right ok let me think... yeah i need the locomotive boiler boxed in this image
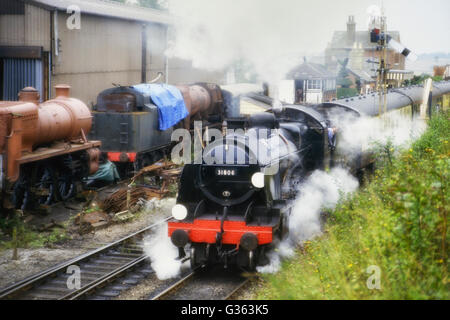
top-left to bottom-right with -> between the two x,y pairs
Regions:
0,85 -> 101,212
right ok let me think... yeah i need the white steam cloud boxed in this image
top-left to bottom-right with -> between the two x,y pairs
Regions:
332,111 -> 427,155
143,224 -> 183,280
258,167 -> 359,274
167,0 -> 330,83
288,167 -> 359,243
258,112 -> 427,274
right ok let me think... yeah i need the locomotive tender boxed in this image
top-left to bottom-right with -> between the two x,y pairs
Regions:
90,83 -> 225,174
168,81 -> 450,270
90,83 -> 266,176
0,85 -> 101,212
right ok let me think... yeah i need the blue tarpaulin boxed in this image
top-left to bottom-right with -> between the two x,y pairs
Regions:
132,84 -> 189,131
88,161 -> 121,183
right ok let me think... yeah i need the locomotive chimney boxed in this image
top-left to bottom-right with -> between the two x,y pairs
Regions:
55,84 -> 71,98
18,87 -> 40,104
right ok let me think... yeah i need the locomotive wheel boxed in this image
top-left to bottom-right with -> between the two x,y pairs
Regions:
12,172 -> 32,210
190,246 -> 199,269
248,250 -> 256,271
34,165 -> 57,206
237,249 -> 257,271
57,172 -> 76,201
190,244 -> 207,269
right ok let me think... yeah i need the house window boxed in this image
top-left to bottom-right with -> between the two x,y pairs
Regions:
307,80 -> 321,90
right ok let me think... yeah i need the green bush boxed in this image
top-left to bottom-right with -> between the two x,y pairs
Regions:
337,88 -> 359,99
0,215 -> 69,251
257,111 -> 449,300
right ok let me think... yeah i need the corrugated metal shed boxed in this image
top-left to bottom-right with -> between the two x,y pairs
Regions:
25,0 -> 172,24
0,4 -> 51,51
2,58 -> 43,100
25,4 -> 51,50
1,0 -> 224,105
0,0 -> 25,14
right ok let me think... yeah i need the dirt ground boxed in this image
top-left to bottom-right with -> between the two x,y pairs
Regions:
0,181 -> 261,299
0,195 -> 176,289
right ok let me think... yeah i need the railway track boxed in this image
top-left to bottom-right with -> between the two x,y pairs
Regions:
0,218 -> 170,300
150,266 -> 251,300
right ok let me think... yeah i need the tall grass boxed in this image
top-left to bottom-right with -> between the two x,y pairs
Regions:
256,111 -> 449,300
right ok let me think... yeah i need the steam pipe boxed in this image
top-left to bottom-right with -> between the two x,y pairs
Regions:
141,24 -> 147,83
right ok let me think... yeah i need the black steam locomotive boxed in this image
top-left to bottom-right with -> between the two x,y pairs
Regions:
168,82 -> 450,270
169,106 -> 332,270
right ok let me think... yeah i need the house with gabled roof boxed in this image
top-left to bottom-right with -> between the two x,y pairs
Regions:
325,16 -> 406,77
285,60 -> 337,104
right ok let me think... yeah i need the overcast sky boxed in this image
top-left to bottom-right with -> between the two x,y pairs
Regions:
169,0 -> 449,55
167,0 -> 449,79
321,0 -> 450,54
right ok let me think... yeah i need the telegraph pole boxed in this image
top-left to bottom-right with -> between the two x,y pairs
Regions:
377,15 -> 388,119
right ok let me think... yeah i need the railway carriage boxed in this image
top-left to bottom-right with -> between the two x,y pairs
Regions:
317,81 -> 450,170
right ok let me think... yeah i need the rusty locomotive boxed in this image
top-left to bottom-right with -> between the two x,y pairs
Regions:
0,85 -> 101,212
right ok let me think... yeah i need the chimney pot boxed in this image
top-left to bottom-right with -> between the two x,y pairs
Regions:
347,15 -> 356,45
55,84 -> 71,98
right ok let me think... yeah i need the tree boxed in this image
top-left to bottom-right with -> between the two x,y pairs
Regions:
404,74 -> 443,86
336,58 -> 352,88
138,0 -> 167,10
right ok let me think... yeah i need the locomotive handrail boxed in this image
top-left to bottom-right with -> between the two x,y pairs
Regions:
244,201 -> 255,224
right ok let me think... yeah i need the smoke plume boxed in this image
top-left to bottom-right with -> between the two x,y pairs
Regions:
331,111 -> 427,155
143,224 -> 184,280
166,0 -> 330,83
258,112 -> 426,274
258,167 -> 359,274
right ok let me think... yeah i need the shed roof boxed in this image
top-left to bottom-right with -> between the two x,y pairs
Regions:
25,0 -> 172,25
288,62 -> 336,80
347,68 -> 375,83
